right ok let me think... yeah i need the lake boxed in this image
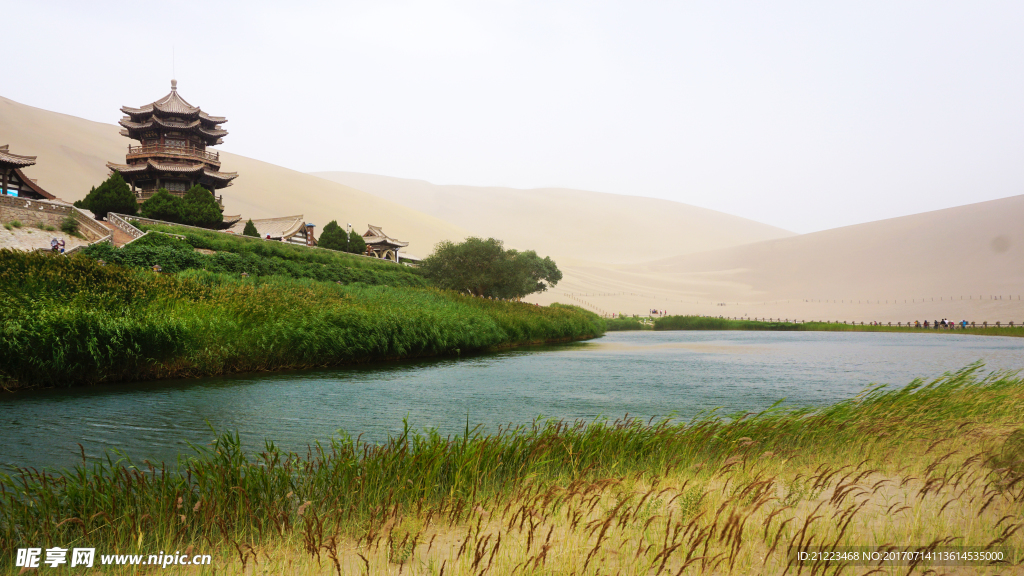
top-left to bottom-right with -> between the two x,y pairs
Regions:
2,330 -> 1022,471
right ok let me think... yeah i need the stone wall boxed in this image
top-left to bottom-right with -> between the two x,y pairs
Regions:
0,195 -> 109,242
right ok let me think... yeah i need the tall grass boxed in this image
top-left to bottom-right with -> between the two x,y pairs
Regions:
1,364 -> 1022,574
0,250 -> 603,389
655,315 -> 1024,337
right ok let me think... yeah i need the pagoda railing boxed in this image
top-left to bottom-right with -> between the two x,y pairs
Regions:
127,144 -> 219,163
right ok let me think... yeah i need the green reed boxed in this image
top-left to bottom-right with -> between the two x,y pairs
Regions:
0,250 -> 603,389
655,315 -> 1024,337
1,364 -> 1021,573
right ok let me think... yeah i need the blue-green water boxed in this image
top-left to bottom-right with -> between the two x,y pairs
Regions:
2,331 -> 1022,471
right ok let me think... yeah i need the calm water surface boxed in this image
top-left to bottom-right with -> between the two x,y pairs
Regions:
2,331 -> 1023,471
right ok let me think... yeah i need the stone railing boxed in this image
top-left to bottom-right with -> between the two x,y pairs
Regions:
71,207 -> 111,243
106,213 -> 147,240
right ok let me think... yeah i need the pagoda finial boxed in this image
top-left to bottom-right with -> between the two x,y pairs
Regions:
171,79 -> 177,91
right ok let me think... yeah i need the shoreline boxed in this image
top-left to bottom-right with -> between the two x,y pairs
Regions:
0,332 -> 602,395
609,315 -> 1024,337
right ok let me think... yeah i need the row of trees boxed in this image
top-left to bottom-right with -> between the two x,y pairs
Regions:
419,237 -> 562,299
74,172 -> 224,228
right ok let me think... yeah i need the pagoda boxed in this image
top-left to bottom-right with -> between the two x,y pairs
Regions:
107,80 -> 237,205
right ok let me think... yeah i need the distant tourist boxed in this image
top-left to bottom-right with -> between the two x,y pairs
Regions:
58,239 -> 65,254
50,238 -> 58,253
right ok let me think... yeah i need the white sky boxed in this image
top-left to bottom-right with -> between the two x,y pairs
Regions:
5,1 -> 1024,233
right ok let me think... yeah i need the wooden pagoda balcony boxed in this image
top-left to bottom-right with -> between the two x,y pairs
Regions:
136,188 -> 224,207
127,144 -> 220,165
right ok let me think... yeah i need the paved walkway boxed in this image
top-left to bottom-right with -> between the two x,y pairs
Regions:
0,225 -> 89,252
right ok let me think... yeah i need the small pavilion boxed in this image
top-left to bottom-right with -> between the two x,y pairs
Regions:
362,224 -> 408,262
0,145 -> 57,200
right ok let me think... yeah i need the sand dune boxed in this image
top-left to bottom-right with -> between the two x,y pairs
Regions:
311,171 -> 795,264
530,195 -> 1024,323
0,96 -> 468,255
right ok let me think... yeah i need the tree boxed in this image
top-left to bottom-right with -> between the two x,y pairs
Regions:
74,172 -> 137,219
346,229 -> 366,255
242,219 -> 259,237
179,185 -> 223,228
419,237 -> 562,298
139,189 -> 183,222
318,220 -> 347,251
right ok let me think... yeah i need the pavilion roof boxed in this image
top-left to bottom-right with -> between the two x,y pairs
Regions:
120,80 -> 227,126
0,145 -> 37,169
362,224 -> 409,248
107,160 -> 238,183
119,116 -> 228,140
226,215 -> 306,239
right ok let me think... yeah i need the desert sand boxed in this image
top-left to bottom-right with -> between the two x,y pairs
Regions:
529,195 -> 1024,323
312,171 -> 795,264
3,94 -> 1022,324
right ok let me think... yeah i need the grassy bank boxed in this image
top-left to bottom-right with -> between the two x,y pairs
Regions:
0,250 -> 603,389
605,316 -> 653,331
1,364 -> 1021,574
84,227 -> 426,287
655,314 -> 1024,337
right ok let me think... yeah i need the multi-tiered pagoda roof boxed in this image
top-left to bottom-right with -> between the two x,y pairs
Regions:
107,80 -> 238,205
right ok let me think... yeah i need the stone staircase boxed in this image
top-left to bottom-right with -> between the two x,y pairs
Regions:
98,221 -> 136,247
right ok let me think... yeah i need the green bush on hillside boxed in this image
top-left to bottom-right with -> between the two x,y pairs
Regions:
420,237 -> 562,298
83,229 -> 427,287
242,219 -> 259,237
140,186 -> 223,228
318,220 -> 367,254
73,172 -> 137,219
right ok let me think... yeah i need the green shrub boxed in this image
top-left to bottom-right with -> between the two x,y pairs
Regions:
9,220 -> 22,228
139,188 -> 183,222
60,216 -> 80,237
242,219 -> 259,237
73,172 -> 137,218
318,220 -> 347,251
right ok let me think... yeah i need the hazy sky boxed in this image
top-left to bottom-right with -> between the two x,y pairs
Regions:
6,1 -> 1023,233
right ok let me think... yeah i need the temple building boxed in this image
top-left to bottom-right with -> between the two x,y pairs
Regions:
107,80 -> 237,206
0,145 -> 57,200
362,224 -> 408,262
